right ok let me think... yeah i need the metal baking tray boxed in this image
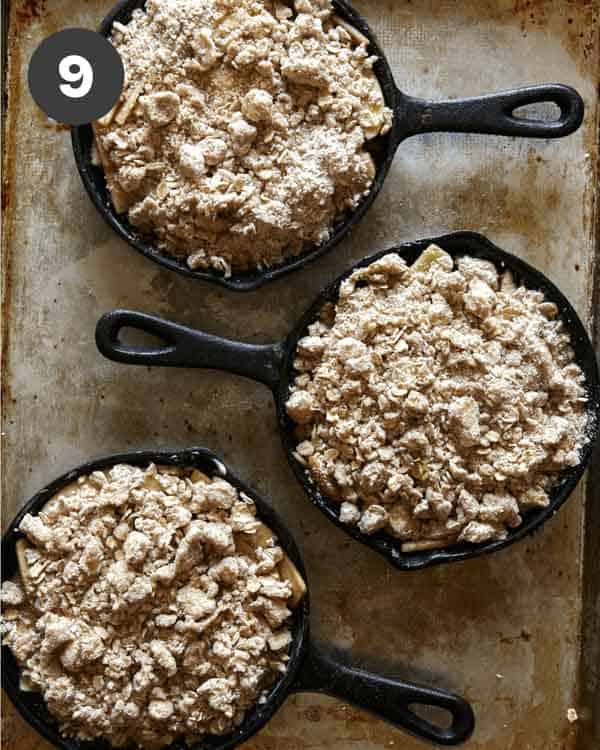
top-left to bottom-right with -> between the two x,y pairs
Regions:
2,1 -> 599,748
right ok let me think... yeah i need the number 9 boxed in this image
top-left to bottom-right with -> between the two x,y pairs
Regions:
59,54 -> 93,99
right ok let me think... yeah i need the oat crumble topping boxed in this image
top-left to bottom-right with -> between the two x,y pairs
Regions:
93,0 -> 392,276
285,246 -> 590,550
1,464 -> 305,748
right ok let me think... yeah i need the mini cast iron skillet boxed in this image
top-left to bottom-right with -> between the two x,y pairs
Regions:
1,448 -> 474,748
72,0 -> 585,291
96,233 -> 600,570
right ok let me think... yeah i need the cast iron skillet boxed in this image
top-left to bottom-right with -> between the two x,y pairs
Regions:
1,448 -> 474,748
95,233 -> 600,570
71,0 -> 585,291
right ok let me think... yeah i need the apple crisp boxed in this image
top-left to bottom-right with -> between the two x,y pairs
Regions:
286,246 -> 590,550
93,0 -> 392,276
1,463 -> 305,748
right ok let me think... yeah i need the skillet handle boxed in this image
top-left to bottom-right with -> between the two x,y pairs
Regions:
400,84 -> 583,140
293,642 -> 474,746
95,309 -> 283,390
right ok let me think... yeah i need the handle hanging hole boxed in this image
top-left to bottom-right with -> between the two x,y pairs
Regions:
117,326 -> 171,351
512,101 -> 561,121
408,703 -> 454,730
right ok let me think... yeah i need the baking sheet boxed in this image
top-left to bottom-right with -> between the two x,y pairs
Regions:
2,1 -> 599,748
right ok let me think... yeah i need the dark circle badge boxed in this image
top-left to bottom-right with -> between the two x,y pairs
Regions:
28,28 -> 124,126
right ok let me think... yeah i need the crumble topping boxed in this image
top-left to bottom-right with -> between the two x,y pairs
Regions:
93,0 -> 392,276
286,245 -> 590,551
1,464 -> 306,748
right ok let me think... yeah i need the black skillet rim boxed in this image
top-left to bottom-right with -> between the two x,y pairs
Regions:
274,230 -> 600,571
1,447 -> 309,750
70,0 -> 399,292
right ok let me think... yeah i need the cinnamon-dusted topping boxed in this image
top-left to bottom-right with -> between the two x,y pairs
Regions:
286,246 -> 590,547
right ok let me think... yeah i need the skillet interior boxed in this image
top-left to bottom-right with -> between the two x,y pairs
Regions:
275,231 -> 600,570
70,0 -> 399,291
1,448 -> 309,750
